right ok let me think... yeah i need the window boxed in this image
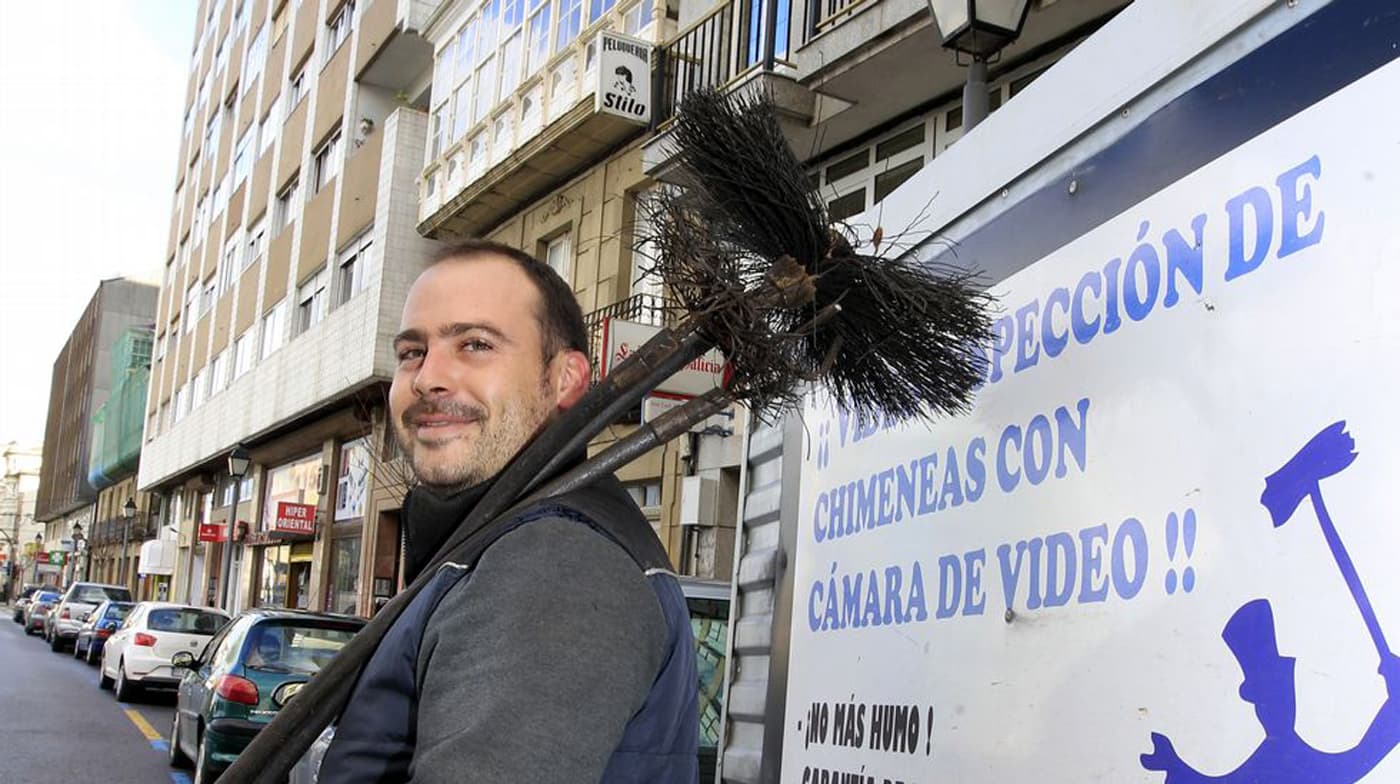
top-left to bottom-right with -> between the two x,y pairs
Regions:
211,349 -> 231,394
220,474 -> 254,506
261,299 -> 287,358
234,331 -> 257,377
623,0 -> 654,34
260,101 -> 280,156
288,67 -> 307,109
588,0 -> 616,24
556,0 -> 582,52
479,0 -> 501,56
313,133 -> 342,193
211,175 -> 228,218
326,1 -> 355,55
545,233 -> 572,283
192,367 -> 210,407
429,108 -> 447,159
274,179 -> 301,234
492,113 -> 513,164
175,385 -> 190,422
184,283 -> 200,334
220,234 -> 240,293
214,34 -> 229,77
192,195 -> 207,239
232,128 -> 254,187
521,85 -> 543,137
452,83 -> 472,141
155,331 -> 167,361
527,0 -> 552,75
473,56 -> 497,125
295,268 -> 330,335
624,480 -> 662,511
244,218 -> 267,269
335,234 -> 372,306
205,106 -> 223,157
243,26 -> 268,93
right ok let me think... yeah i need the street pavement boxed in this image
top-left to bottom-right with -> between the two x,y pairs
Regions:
0,607 -> 189,784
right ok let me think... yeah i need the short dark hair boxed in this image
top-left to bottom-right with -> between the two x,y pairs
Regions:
428,239 -> 589,361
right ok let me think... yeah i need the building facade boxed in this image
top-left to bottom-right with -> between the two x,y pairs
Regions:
1,443 -> 43,599
139,0 -> 442,618
35,278 -> 160,585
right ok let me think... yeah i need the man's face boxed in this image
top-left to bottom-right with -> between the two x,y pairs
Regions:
390,256 -> 570,492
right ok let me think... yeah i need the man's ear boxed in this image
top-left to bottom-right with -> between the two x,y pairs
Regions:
551,350 -> 592,410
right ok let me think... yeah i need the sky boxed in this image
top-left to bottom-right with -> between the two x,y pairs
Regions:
0,1 -> 197,447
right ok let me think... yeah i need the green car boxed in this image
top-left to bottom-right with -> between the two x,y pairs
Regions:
167,608 -> 364,783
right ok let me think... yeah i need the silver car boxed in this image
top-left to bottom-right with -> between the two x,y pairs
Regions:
47,582 -> 133,653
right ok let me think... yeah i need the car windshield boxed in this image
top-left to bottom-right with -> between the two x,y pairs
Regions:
147,608 -> 228,635
105,604 -> 133,622
72,585 -> 133,604
243,623 -> 358,675
36,592 -> 61,604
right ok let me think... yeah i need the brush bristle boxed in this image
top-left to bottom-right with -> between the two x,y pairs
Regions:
642,88 -> 994,422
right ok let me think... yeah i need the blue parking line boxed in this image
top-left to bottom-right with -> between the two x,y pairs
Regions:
151,739 -> 170,751
170,773 -> 192,784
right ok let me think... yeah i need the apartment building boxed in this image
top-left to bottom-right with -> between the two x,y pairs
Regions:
138,0 -> 442,617
415,0 -> 745,580
35,279 -> 159,585
83,326 -> 165,598
1,443 -> 43,599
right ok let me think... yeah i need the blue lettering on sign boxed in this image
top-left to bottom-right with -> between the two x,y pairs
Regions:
981,156 -> 1325,387
812,399 -> 1090,545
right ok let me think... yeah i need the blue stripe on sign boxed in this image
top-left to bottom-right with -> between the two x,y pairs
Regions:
917,0 -> 1400,285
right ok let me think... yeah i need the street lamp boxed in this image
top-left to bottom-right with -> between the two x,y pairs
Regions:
218,445 -> 252,610
71,523 -> 86,583
926,0 -> 1031,131
119,498 -> 137,588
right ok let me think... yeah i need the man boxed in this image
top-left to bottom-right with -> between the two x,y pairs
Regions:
318,240 -> 699,783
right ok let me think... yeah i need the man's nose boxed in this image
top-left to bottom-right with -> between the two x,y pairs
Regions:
412,345 -> 456,397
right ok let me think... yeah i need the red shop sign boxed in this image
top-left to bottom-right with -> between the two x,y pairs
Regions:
198,523 -> 226,543
274,502 -> 317,536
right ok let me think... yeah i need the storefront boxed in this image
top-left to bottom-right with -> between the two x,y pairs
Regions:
327,437 -> 370,616
251,453 -> 321,609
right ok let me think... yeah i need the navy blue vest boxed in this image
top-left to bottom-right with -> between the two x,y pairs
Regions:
318,479 -> 699,783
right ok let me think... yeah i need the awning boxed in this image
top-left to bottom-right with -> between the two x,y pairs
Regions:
138,539 -> 177,576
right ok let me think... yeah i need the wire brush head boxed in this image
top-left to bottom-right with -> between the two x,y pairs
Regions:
644,88 -> 994,422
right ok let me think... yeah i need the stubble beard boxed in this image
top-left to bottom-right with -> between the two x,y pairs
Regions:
397,382 -> 555,495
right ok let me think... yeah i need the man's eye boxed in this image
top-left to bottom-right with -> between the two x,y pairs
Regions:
397,348 -> 424,362
462,340 -> 492,352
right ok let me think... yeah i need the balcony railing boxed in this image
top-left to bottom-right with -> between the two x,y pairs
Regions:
809,0 -> 868,35
651,0 -> 792,128
584,293 -> 674,382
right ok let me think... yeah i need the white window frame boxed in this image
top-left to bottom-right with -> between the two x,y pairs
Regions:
313,133 -> 342,193
295,268 -> 331,335
326,0 -> 355,56
211,349 -> 232,395
234,331 -> 257,378
261,299 -> 287,358
545,232 -> 572,284
232,127 -> 255,187
192,367 -> 210,408
244,218 -> 267,270
288,67 -> 307,109
335,233 -> 373,306
184,283 -> 200,334
220,233 -> 241,294
201,278 -> 217,318
274,179 -> 301,234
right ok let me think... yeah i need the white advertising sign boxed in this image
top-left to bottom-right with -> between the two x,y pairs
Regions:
601,319 -> 726,397
595,31 -> 651,125
782,61 -> 1400,783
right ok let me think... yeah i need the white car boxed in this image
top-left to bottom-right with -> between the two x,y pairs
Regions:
100,602 -> 230,702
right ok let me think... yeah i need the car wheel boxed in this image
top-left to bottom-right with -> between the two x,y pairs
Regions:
86,643 -> 99,666
49,632 -> 66,653
168,713 -> 192,769
73,638 -> 83,659
194,732 -> 221,784
98,653 -> 114,690
114,659 -> 140,702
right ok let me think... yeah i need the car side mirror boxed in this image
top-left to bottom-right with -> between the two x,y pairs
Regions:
272,681 -> 306,708
101,621 -> 118,632
171,651 -> 198,670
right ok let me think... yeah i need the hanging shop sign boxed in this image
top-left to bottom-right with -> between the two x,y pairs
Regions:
595,31 -> 652,125
273,502 -> 317,536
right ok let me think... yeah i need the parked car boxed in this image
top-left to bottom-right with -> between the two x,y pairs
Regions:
23,590 -> 62,635
100,602 -> 230,701
47,581 -> 134,652
11,584 -> 61,623
168,609 -> 364,782
73,600 -> 134,665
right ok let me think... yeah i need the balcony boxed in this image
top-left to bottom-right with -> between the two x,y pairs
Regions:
356,0 -> 436,90
642,0 -> 816,176
418,6 -> 670,239
583,292 -> 673,380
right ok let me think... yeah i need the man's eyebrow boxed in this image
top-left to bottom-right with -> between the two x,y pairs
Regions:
392,328 -> 426,347
439,321 -> 512,344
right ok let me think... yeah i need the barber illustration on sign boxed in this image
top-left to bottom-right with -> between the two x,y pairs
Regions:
1142,422 -> 1400,782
